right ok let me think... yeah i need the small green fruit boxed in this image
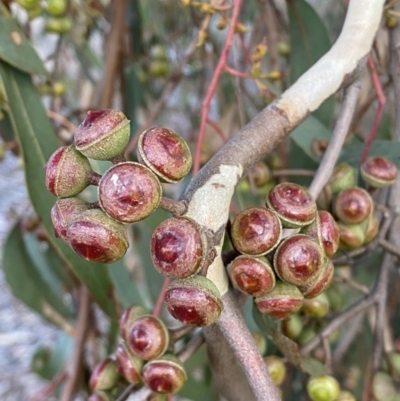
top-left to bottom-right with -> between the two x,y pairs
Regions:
16,0 -> 38,10
264,356 -> 286,386
45,17 -> 72,34
47,0 -> 67,16
307,375 -> 340,401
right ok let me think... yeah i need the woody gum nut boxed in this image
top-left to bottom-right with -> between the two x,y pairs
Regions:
335,187 -> 373,224
255,280 -> 304,319
127,315 -> 169,360
138,127 -> 192,183
119,305 -> 148,341
229,255 -> 276,297
45,146 -> 92,198
266,182 -> 317,227
165,275 -> 223,326
264,356 -> 286,386
299,259 -> 334,299
142,354 -> 187,394
115,343 -> 142,384
307,375 -> 340,401
231,207 -> 282,256
302,211 -> 340,257
51,197 -> 90,242
273,234 -> 325,287
89,358 -> 118,391
75,109 -> 130,160
98,162 -> 161,223
361,156 -> 398,188
66,209 -> 128,263
329,163 -> 356,194
150,217 -> 206,278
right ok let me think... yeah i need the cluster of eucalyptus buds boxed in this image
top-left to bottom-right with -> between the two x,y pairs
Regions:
45,109 -> 224,329
88,305 -> 188,399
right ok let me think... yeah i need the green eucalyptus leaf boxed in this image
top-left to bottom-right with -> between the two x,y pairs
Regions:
3,224 -> 71,324
288,0 -> 333,126
0,61 -> 117,317
290,115 -> 331,161
339,140 -> 400,168
0,15 -> 46,75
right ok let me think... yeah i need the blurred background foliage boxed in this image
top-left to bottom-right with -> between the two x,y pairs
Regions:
0,0 -> 400,400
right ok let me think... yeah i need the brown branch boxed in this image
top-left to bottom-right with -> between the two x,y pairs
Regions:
99,0 -> 127,109
60,286 -> 91,401
158,197 -> 187,216
308,79 -> 360,198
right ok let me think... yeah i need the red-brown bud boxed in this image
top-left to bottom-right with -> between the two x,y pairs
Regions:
266,182 -> 317,227
115,342 -> 142,384
273,234 -> 325,287
229,255 -> 275,297
66,209 -> 128,263
119,305 -> 148,341
335,187 -> 373,224
137,127 -> 192,183
299,259 -> 334,299
45,146 -> 92,198
361,156 -> 398,189
150,217 -> 206,278
89,358 -> 118,392
255,280 -> 303,319
127,315 -> 169,360
98,162 -> 161,223
302,211 -> 340,257
165,275 -> 223,326
51,197 -> 90,242
142,354 -> 187,394
75,109 -> 130,160
231,207 -> 282,256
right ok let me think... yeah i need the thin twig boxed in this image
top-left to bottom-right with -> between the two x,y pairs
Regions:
152,277 -> 170,318
271,169 -> 315,178
332,276 -> 370,295
99,0 -> 127,109
308,80 -> 360,198
170,325 -> 195,342
47,110 -> 76,133
193,0 -> 244,175
159,198 -> 187,216
60,286 -> 91,401
30,370 -> 67,401
378,238 -> 400,259
177,331 -> 205,362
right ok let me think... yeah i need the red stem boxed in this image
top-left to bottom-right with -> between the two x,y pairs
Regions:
193,0 -> 244,175
153,277 -> 171,317
238,33 -> 252,64
224,65 -> 251,79
206,119 -> 228,143
360,54 -> 386,163
29,370 -> 67,401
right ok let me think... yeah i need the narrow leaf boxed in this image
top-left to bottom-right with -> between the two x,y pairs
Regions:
288,0 -> 334,126
0,15 -> 46,75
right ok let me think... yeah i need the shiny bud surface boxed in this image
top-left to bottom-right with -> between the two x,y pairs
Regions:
115,342 -> 142,384
138,127 -> 192,183
299,259 -> 334,299
361,156 -> 398,188
266,182 -> 317,227
67,209 -> 128,263
127,315 -> 169,360
119,305 -> 148,341
150,217 -> 205,278
51,197 -> 90,242
99,162 -> 161,223
229,255 -> 275,297
273,234 -> 325,287
75,109 -> 130,160
45,146 -> 92,198
255,281 -> 303,319
335,187 -> 373,224
142,354 -> 187,394
231,207 -> 282,256
165,275 -> 223,326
